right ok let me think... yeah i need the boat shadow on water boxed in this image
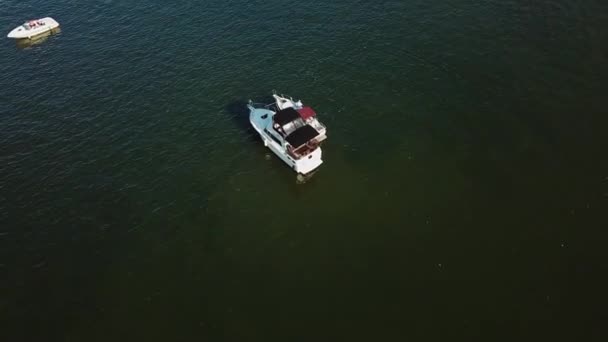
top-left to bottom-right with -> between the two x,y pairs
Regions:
15,27 -> 61,49
296,169 -> 317,184
224,96 -> 274,142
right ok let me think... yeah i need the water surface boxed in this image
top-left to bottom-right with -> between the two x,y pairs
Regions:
1,1 -> 607,340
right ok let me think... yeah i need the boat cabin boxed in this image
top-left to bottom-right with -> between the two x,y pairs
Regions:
272,107 -> 319,135
271,107 -> 321,159
285,125 -> 321,159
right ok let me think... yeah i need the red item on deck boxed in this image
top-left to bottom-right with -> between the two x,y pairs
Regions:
297,106 -> 316,120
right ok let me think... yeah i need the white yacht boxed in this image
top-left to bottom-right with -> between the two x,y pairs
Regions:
7,17 -> 60,39
248,93 -> 328,175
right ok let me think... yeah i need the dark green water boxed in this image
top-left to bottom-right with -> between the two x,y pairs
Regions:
1,1 -> 607,340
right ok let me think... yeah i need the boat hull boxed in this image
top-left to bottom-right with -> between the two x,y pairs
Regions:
7,17 -> 60,39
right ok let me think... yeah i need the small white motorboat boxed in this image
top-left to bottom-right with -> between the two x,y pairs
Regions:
7,17 -> 60,39
248,92 -> 328,176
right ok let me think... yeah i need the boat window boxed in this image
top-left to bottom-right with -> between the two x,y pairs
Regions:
265,129 -> 282,145
270,134 -> 281,145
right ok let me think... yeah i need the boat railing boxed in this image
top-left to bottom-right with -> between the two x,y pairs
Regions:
272,90 -> 295,102
310,119 -> 326,131
248,100 -> 278,110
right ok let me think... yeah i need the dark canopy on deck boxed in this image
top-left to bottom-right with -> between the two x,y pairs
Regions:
285,124 -> 320,148
273,107 -> 301,126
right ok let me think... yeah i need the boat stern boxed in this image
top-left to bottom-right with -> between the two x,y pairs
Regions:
43,17 -> 60,29
294,147 -> 323,175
